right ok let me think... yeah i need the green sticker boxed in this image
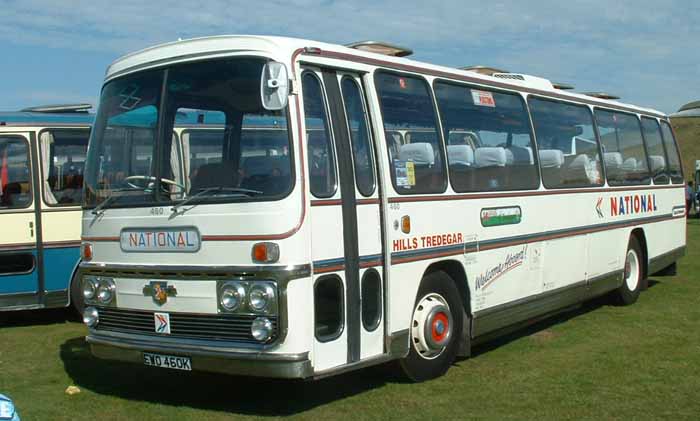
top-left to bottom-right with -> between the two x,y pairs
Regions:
481,207 -> 522,227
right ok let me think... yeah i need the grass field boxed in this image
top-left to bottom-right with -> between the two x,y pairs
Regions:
2,222 -> 699,420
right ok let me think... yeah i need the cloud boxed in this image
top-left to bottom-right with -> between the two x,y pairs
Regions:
0,0 -> 698,112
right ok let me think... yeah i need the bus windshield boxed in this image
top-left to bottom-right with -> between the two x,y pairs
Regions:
84,57 -> 293,209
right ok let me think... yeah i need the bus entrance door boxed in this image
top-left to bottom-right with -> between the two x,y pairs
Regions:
306,68 -> 386,372
0,133 -> 41,308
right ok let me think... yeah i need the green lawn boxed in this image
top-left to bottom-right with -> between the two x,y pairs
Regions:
2,222 -> 699,420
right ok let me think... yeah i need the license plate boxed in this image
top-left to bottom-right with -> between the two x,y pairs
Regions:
143,352 -> 192,371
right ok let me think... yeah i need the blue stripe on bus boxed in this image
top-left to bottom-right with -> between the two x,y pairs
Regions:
43,246 -> 80,292
0,249 -> 38,295
313,253 -> 384,272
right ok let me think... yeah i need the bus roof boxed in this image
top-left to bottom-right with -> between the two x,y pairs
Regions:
105,35 -> 666,118
0,111 -> 94,126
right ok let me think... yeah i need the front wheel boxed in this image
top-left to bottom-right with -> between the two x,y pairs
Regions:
399,271 -> 463,382
70,277 -> 85,316
614,236 -> 644,305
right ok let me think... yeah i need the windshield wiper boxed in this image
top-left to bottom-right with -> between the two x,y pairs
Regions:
171,187 -> 263,213
91,187 -> 151,216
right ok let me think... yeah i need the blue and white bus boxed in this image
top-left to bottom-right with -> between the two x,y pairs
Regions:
0,105 -> 92,312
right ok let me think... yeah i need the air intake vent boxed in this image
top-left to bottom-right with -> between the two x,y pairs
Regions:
492,73 -> 526,81
491,73 -> 555,90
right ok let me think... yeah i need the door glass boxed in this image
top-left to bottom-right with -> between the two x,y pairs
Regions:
303,72 -> 337,198
340,77 -> 376,197
0,136 -> 32,209
40,129 -> 90,206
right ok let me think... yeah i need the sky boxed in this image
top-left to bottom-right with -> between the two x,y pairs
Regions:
0,0 -> 698,114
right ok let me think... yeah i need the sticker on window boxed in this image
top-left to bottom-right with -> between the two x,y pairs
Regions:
395,160 -> 416,188
471,90 -> 496,108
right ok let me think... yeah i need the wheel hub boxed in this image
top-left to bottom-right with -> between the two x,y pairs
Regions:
411,293 -> 453,360
624,249 -> 640,291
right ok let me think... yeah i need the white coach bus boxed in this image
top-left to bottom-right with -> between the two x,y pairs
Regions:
78,36 -> 686,381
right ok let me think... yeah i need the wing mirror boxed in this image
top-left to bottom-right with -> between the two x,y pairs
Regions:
260,61 -> 289,110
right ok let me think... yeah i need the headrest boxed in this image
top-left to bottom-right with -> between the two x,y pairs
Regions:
604,152 -> 623,168
538,149 -> 565,168
475,147 -> 507,168
567,154 -> 590,169
399,142 -> 434,165
648,155 -> 666,173
447,145 -> 474,166
507,145 -> 534,164
622,157 -> 638,172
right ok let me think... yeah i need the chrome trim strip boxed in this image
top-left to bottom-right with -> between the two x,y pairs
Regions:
86,331 -> 307,360
78,262 -> 311,278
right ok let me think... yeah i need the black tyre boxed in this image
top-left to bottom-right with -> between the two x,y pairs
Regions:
70,276 -> 85,316
614,236 -> 644,305
399,270 -> 463,382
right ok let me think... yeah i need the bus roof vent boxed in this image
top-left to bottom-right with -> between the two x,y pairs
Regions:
345,41 -> 413,57
582,92 -> 620,100
20,103 -> 93,113
552,82 -> 575,90
460,65 -> 509,76
492,73 -> 556,90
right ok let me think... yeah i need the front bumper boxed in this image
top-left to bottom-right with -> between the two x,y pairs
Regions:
86,332 -> 313,379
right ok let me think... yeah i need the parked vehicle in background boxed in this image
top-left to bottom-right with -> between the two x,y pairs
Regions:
78,36 -> 686,382
694,161 -> 700,216
0,104 -> 92,313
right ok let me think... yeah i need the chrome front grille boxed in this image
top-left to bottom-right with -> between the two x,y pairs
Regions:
95,307 -> 278,344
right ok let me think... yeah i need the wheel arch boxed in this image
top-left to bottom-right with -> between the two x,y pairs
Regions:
424,259 -> 471,316
424,259 -> 472,357
630,227 -> 649,279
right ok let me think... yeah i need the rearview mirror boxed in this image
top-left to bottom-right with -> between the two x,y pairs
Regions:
261,61 -> 289,110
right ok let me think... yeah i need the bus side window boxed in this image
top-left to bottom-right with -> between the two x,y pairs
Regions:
640,117 -> 670,184
375,72 -> 446,194
595,110 -> 650,186
39,129 -> 90,206
340,77 -> 376,197
302,72 -> 338,198
659,121 -> 684,184
0,136 -> 32,209
433,81 -> 538,192
528,98 -> 603,188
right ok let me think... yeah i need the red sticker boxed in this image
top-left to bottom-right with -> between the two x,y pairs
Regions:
471,90 -> 496,107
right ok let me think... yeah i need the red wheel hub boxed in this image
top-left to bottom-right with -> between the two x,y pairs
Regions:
431,312 -> 449,343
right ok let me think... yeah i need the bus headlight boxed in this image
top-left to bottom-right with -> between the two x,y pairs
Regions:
251,317 -> 273,342
82,277 -> 98,301
220,282 -> 246,312
249,283 -> 275,312
83,307 -> 99,327
96,278 -> 116,304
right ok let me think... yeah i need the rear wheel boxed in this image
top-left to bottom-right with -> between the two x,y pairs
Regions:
399,271 -> 463,382
614,236 -> 644,305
